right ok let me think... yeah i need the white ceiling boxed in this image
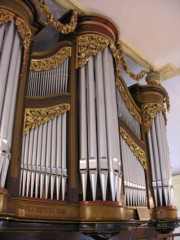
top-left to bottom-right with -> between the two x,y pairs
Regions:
45,0 -> 180,175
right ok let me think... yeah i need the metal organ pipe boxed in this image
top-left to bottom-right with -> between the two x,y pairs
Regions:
0,21 -> 15,117
79,66 -> 88,202
0,21 -> 22,188
20,58 -> 70,200
95,51 -> 108,201
86,57 -> 98,201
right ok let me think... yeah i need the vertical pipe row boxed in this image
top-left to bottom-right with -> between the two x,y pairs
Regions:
121,136 -> 147,206
27,59 -> 69,97
147,112 -> 172,206
0,22 -> 22,188
117,90 -> 141,138
79,47 -> 121,201
20,57 -> 69,200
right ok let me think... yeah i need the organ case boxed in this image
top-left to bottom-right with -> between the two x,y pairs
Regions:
0,0 -> 179,237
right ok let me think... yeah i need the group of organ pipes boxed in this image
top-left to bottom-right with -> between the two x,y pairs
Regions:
0,0 -> 178,229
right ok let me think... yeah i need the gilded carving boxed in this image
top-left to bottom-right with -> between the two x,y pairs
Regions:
39,0 -> 78,34
142,103 -> 165,132
24,103 -> 70,134
15,17 -> 32,72
120,127 -> 146,169
76,34 -> 109,68
116,76 -> 141,124
116,40 -> 149,81
0,8 -> 14,24
30,47 -> 71,71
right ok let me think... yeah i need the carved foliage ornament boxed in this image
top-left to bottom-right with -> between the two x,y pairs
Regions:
142,103 -> 165,132
30,47 -> 72,71
0,9 -> 32,72
39,0 -> 78,34
76,34 -> 109,68
120,127 -> 147,169
116,41 -> 149,81
116,76 -> 141,124
24,103 -> 70,134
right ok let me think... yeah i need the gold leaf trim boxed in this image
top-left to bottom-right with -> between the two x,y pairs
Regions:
120,127 -> 146,169
109,42 -> 141,124
0,8 -> 14,24
142,103 -> 165,132
117,40 -> 149,81
15,17 -> 32,72
24,103 -> 70,134
39,0 -> 78,34
30,47 -> 71,71
116,76 -> 141,124
76,34 -> 109,68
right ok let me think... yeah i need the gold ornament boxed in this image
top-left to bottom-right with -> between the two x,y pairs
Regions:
120,127 -> 146,169
76,34 -> 109,68
117,41 -> 149,80
0,8 -> 14,24
39,0 -> 77,34
142,103 -> 165,132
116,76 -> 141,124
30,47 -> 71,71
24,103 -> 70,134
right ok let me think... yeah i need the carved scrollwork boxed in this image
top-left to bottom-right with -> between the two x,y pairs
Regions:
120,127 -> 147,169
142,103 -> 165,132
24,103 -> 70,134
116,76 -> 141,124
30,47 -> 72,71
76,34 -> 110,68
0,8 -> 14,24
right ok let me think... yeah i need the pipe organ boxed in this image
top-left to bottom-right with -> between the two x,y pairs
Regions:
0,1 -> 179,239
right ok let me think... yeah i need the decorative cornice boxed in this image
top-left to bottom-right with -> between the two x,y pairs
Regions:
120,127 -> 146,169
76,34 -> 109,68
23,103 -> 70,134
142,103 -> 165,132
30,47 -> 71,71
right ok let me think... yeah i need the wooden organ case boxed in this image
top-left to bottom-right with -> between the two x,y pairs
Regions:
0,1 -> 179,239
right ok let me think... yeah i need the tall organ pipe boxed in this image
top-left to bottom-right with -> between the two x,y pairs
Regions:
95,51 -> 108,201
79,66 -> 88,201
86,57 -> 98,201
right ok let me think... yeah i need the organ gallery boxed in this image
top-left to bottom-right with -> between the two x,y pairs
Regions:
0,0 -> 179,239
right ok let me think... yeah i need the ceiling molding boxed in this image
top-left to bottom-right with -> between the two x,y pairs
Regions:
55,0 -> 180,81
55,0 -> 86,13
